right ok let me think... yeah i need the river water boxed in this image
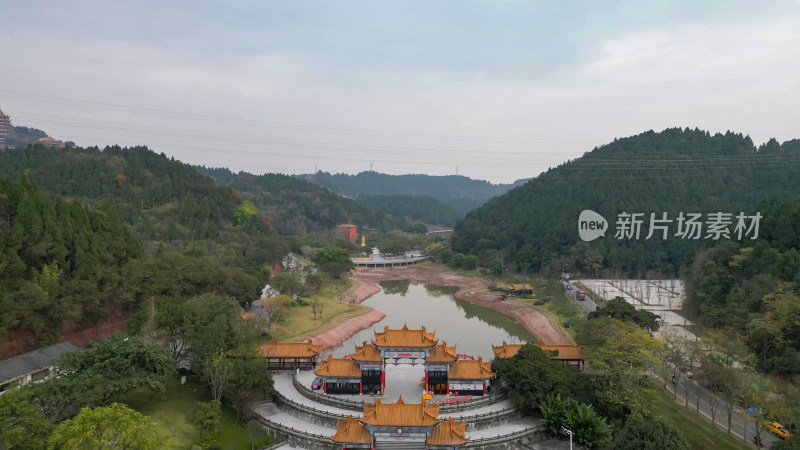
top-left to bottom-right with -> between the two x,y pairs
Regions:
331,280 -> 533,360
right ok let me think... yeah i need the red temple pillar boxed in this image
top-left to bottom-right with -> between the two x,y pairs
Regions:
359,382 -> 363,395
424,371 -> 429,391
483,382 -> 486,395
323,382 -> 327,394
380,370 -> 385,393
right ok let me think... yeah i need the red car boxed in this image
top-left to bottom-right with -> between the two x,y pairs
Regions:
311,376 -> 323,390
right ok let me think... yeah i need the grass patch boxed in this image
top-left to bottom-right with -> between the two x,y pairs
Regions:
122,376 -> 275,449
522,280 -> 585,341
646,380 -> 751,450
272,279 -> 370,342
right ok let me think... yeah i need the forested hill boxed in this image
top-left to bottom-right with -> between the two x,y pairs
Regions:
451,128 -> 800,275
195,167 -> 395,235
356,194 -> 459,227
0,177 -> 141,343
298,171 -> 528,217
0,145 -> 289,343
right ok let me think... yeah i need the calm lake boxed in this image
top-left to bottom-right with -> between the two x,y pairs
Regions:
331,280 -> 533,360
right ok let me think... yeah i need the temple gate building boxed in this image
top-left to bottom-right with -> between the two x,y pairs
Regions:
315,325 -> 496,397
330,397 -> 468,449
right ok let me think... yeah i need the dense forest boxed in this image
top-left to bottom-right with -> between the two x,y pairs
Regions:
0,145 -> 291,348
195,167 -> 394,235
0,177 -> 140,342
451,128 -> 800,275
684,196 -> 800,375
298,170 -> 527,216
356,193 -> 459,226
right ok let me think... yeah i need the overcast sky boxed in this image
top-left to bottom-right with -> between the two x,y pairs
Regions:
1,1 -> 799,184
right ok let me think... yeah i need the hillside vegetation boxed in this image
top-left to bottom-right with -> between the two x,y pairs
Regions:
196,167 -> 394,235
452,128 -> 800,275
0,144 -> 291,348
299,170 -> 527,216
356,193 -> 459,226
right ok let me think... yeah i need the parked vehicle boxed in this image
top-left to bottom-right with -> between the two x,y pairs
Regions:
764,422 -> 791,439
566,285 -> 573,290
576,290 -> 586,300
311,376 -> 323,390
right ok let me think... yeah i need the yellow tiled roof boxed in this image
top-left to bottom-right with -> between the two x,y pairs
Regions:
256,339 -> 323,358
448,357 -> 495,380
315,355 -> 362,378
537,339 -> 585,361
331,416 -> 372,444
351,341 -> 383,362
492,340 -> 585,361
361,397 -> 440,427
491,341 -> 524,358
427,417 -> 468,446
372,324 -> 437,348
427,341 -> 458,363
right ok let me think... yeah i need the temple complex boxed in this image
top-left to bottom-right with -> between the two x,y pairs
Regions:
492,339 -> 586,370
330,397 -> 468,449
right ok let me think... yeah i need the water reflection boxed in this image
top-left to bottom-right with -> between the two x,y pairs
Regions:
332,281 -> 531,360
380,279 -> 410,296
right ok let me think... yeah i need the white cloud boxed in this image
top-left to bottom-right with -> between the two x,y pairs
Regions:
587,14 -> 800,92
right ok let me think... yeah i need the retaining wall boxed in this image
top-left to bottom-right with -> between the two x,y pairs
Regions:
276,389 -> 524,431
255,415 -> 339,450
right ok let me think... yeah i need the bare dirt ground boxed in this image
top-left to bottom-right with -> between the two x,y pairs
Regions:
311,265 -> 572,349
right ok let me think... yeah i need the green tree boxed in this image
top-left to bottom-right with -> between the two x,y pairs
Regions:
225,358 -> 274,421
269,271 -> 305,300
424,242 -> 446,261
48,403 -> 166,449
191,400 -> 221,448
233,200 -> 258,225
612,413 -> 689,450
462,255 -> 478,270
491,344 -> 594,412
54,335 -> 173,406
203,353 -> 234,403
588,297 -> 660,332
584,318 -> 663,415
0,388 -> 52,449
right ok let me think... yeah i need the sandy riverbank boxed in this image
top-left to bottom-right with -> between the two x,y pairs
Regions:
310,265 -> 572,350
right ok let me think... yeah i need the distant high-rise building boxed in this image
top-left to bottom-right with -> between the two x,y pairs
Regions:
0,107 -> 11,148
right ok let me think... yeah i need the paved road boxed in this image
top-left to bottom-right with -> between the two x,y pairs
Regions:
563,281 -> 779,447
561,281 -> 598,313
662,368 -> 780,448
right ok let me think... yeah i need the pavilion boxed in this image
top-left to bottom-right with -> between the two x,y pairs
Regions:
492,339 -> 586,370
255,339 -> 323,370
